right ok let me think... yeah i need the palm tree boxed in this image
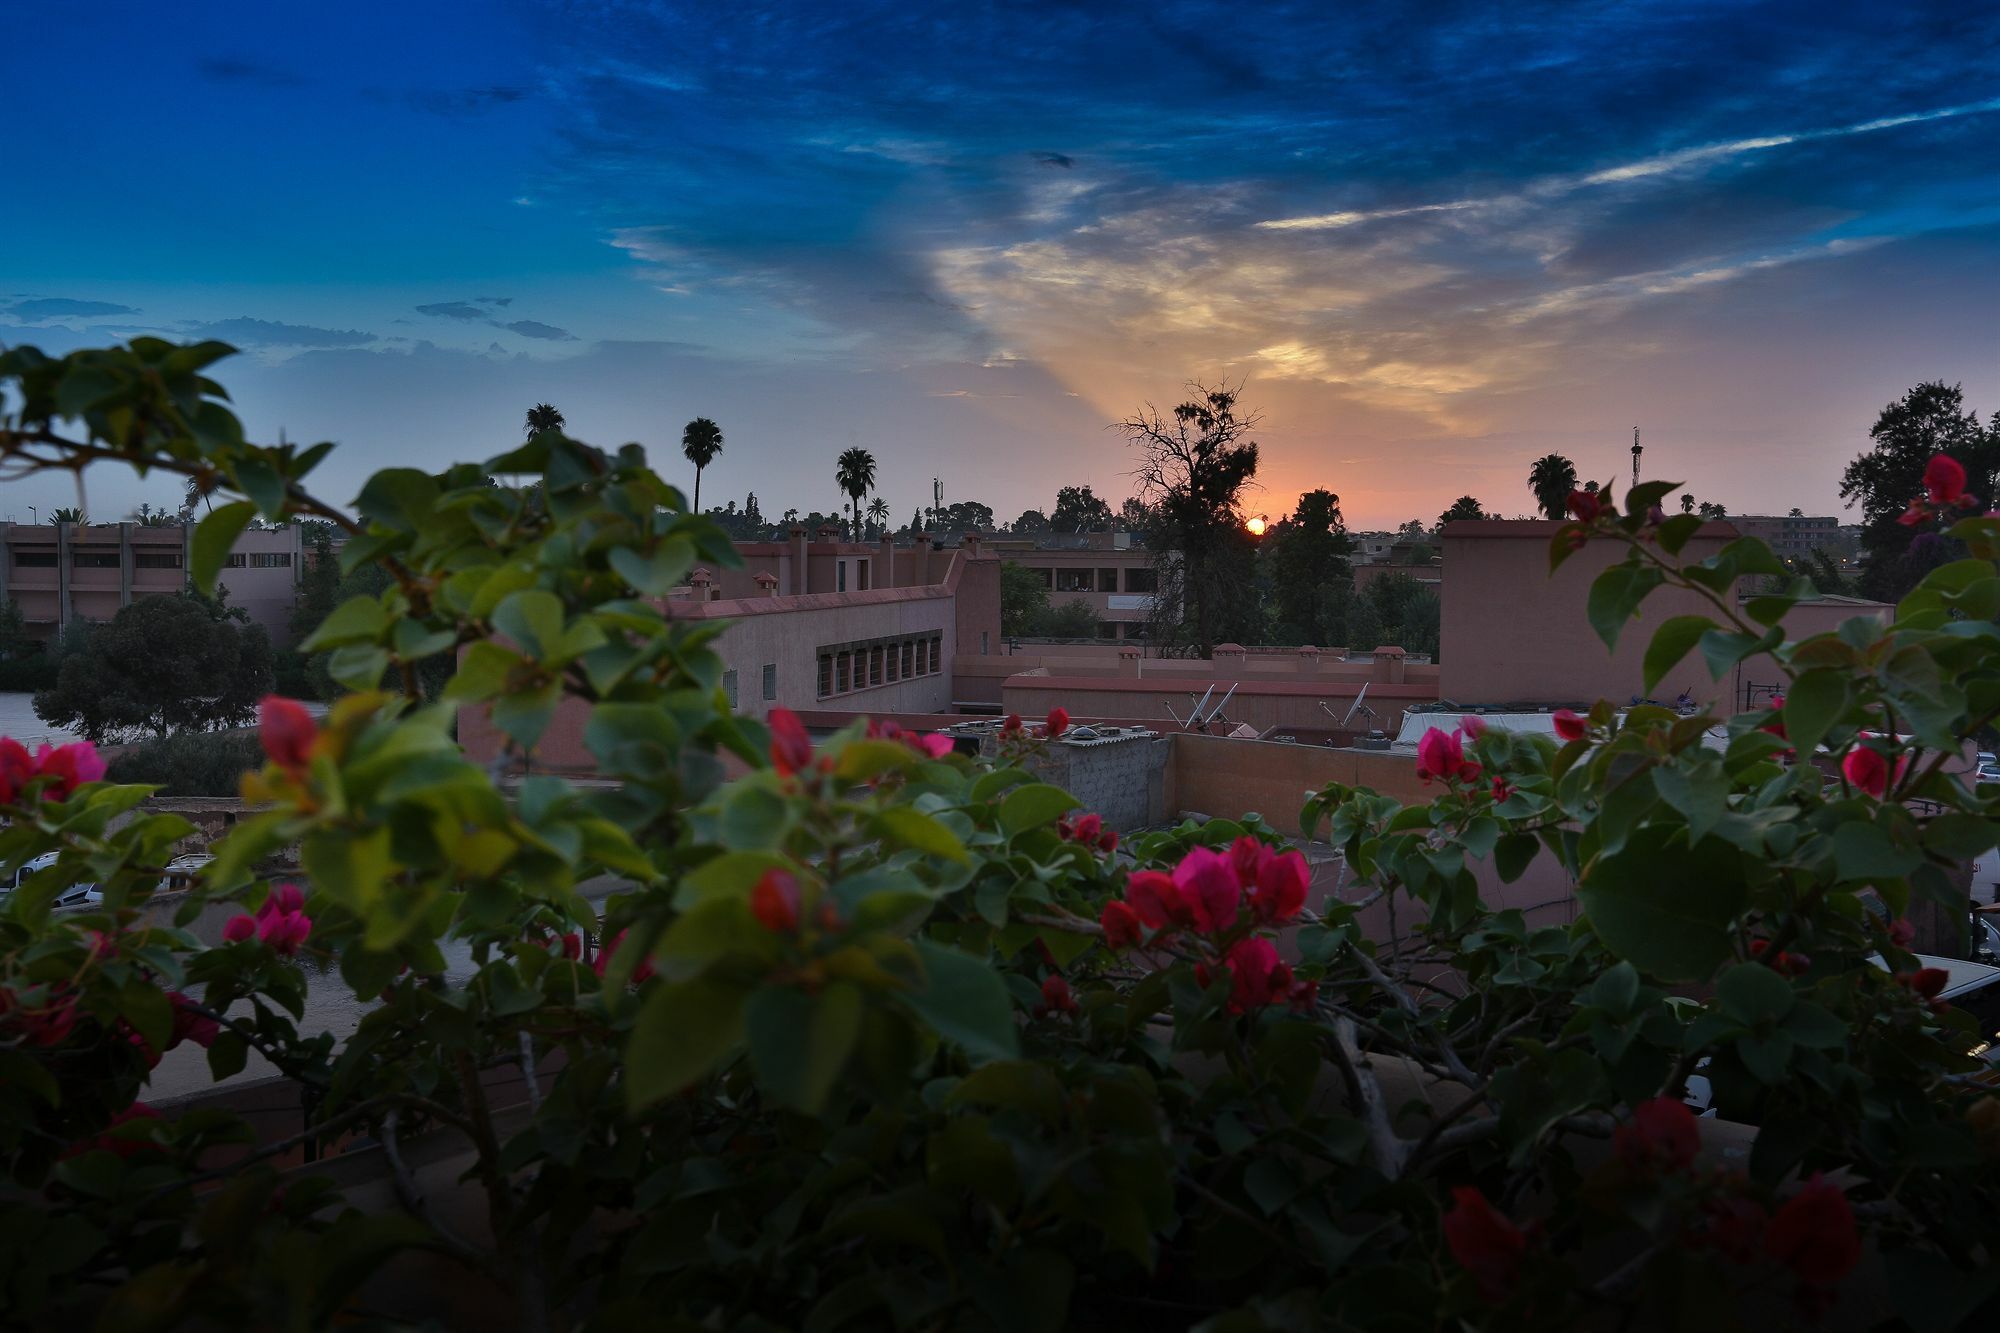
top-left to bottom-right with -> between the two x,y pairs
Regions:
524,403 -> 565,438
834,448 -> 877,543
866,497 -> 890,537
48,507 -> 83,525
681,418 -> 724,516
1527,453 -> 1578,520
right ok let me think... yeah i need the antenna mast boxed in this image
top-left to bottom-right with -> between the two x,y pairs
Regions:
1631,427 -> 1642,492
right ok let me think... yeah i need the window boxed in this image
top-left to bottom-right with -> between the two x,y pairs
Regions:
1097,623 -> 1118,639
836,653 -> 850,693
1055,568 -> 1093,592
886,646 -> 898,682
134,552 -> 183,569
1099,568 -> 1119,591
763,663 -> 778,700
818,655 -> 833,697
73,551 -> 121,568
981,631 -> 990,654
857,560 -> 870,591
723,670 -> 739,707
223,553 -> 248,568
12,551 -> 56,568
249,552 -> 292,569
930,637 -> 941,674
837,562 -> 847,592
1123,567 -> 1157,593
869,648 -> 882,687
902,642 -> 915,677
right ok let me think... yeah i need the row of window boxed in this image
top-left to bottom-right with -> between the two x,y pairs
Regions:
817,635 -> 942,698
1024,565 -> 1157,594
9,550 -> 288,570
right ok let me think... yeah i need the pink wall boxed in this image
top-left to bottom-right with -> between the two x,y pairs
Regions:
1440,520 -> 1737,707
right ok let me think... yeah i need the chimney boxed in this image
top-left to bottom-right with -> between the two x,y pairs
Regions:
1296,644 -> 1320,674
1370,644 -> 1407,684
689,567 -> 715,601
754,571 -> 779,598
879,533 -> 898,588
1117,643 -> 1143,678
789,524 -> 808,595
963,529 -> 982,557
1212,643 -> 1247,678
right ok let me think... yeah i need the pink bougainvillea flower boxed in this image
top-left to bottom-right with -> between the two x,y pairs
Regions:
1842,745 -> 1891,798
1552,709 -> 1588,743
1065,813 -> 1104,845
32,741 -> 106,800
1765,1174 -> 1861,1289
1458,714 -> 1487,741
1898,966 -> 1950,1000
1125,870 -> 1192,930
1565,490 -> 1605,524
167,992 -> 220,1050
750,869 -> 801,933
1249,848 -> 1309,925
1218,936 -> 1292,1013
1416,727 -> 1482,784
591,929 -> 657,984
912,732 -> 954,760
1228,835 -> 1269,885
1490,776 -> 1515,804
1925,453 -> 1969,507
1444,1187 -> 1528,1303
0,737 -> 36,805
1172,846 -> 1242,932
12,991 -> 79,1047
258,695 -> 318,772
1100,900 -> 1143,950
222,914 -> 257,943
1614,1097 -> 1701,1173
558,932 -> 584,961
1037,973 -> 1079,1017
1886,917 -> 1916,948
767,708 -> 813,777
1044,707 -> 1070,739
267,883 -> 305,916
1098,829 -> 1119,854
63,1102 -> 165,1161
257,907 -> 313,957
1000,713 -> 1022,735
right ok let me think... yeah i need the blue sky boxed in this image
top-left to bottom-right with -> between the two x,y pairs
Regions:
5,0 -> 1999,529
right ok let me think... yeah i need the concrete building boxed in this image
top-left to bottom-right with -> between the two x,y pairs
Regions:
984,531 -> 1161,640
1728,513 -> 1850,563
0,521 -> 304,646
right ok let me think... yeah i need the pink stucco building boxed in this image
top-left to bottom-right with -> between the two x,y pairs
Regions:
0,521 -> 304,646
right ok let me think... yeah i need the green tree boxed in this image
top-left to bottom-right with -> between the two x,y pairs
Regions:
1396,518 -> 1428,540
1011,508 -> 1049,535
1117,380 -> 1261,656
1841,381 -> 1995,601
1051,485 -> 1114,533
681,417 -> 723,517
999,561 -> 1049,636
1697,500 -> 1729,519
1264,489 -> 1352,643
835,447 -> 876,543
1437,495 -> 1487,528
1043,597 -> 1099,638
523,403 -> 564,437
33,591 -> 273,741
1528,453 -> 1578,520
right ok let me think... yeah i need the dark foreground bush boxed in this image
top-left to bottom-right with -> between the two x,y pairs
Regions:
103,729 -> 264,796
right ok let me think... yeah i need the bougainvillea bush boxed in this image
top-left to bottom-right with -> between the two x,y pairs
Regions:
4,340 -> 2000,1331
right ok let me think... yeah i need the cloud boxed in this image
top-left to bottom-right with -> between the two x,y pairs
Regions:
475,296 -> 512,306
492,319 -> 574,341
404,85 -> 529,116
185,317 -> 377,348
4,297 -> 139,320
1033,152 -> 1074,169
415,301 -> 488,321
194,56 -> 303,88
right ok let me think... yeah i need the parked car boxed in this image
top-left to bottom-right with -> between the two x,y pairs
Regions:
1,852 -> 101,910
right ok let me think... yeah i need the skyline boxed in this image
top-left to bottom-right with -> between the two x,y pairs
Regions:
5,1 -> 2000,530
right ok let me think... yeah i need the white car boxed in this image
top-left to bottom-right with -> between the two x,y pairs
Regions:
1,853 -> 101,909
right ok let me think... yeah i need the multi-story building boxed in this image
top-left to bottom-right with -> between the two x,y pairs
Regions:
983,531 -> 1162,639
0,521 -> 304,646
1728,513 -> 1845,563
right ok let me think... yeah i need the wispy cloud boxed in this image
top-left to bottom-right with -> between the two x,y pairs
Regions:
186,317 -> 376,348
5,297 -> 139,320
493,319 -> 574,341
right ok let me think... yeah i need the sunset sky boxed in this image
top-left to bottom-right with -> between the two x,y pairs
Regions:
6,1 -> 2000,530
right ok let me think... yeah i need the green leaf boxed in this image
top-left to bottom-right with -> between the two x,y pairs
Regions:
997,784 -> 1079,837
1830,821 -> 1919,881
873,806 -> 969,863
492,589 -> 566,659
190,501 -> 255,595
1642,615 -> 1714,693
300,594 -> 388,652
1716,963 -> 1795,1025
903,939 -> 1018,1062
1587,562 -> 1665,652
608,538 -> 697,596
1494,832 -> 1539,883
1780,670 -> 1849,759
1577,826 -> 1746,982
354,468 -> 441,531
1699,627 -> 1775,680
745,982 -> 863,1113
626,976 -> 750,1110
1655,513 -> 1704,555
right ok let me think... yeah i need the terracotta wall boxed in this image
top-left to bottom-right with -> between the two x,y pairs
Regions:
1001,675 -> 1439,734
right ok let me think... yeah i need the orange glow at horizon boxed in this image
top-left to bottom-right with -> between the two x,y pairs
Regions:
1245,516 -> 1267,536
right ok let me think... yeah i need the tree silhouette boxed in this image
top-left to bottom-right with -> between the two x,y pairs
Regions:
835,448 -> 877,543
866,497 -> 890,536
523,403 -> 565,438
681,417 -> 724,517
1527,454 -> 1577,520
1438,495 -> 1488,528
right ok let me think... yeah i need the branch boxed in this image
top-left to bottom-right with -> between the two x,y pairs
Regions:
1329,1017 -> 1406,1176
383,1109 -> 490,1269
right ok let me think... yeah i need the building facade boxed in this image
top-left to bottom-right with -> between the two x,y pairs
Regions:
1728,513 -> 1848,562
984,531 -> 1162,639
0,521 -> 303,646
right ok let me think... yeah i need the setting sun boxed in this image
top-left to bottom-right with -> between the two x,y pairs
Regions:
1246,516 -> 1267,536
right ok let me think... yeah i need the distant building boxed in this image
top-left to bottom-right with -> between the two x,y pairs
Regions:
984,531 -> 1164,640
1728,513 -> 1848,563
0,521 -> 303,646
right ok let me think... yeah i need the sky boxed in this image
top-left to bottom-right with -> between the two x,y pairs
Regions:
4,0 -> 1999,531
